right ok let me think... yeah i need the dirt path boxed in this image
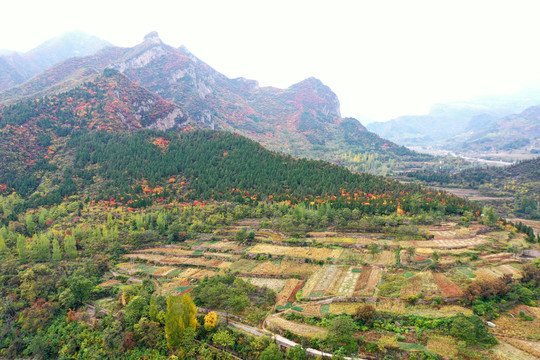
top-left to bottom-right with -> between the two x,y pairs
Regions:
110,270 -> 142,284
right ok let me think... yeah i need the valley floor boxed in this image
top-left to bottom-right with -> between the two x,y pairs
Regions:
106,217 -> 540,359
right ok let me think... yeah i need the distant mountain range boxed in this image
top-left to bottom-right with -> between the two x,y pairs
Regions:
0,31 -> 111,92
449,105 -> 540,152
367,87 -> 540,153
0,31 -> 420,165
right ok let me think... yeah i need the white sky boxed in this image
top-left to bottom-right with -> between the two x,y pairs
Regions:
2,0 -> 540,123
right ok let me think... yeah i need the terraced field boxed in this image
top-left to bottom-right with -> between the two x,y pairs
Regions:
276,279 -> 304,306
267,315 -> 328,338
109,219 -> 540,358
248,243 -> 344,261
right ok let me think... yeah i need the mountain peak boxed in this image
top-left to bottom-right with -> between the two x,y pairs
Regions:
28,31 -> 112,55
143,31 -> 161,43
289,77 -> 341,117
295,76 -> 324,86
0,31 -> 111,92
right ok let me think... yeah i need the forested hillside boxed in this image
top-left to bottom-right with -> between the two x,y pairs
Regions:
0,67 -> 472,219
406,157 -> 540,218
0,69 -> 192,197
0,34 -> 431,171
1,126 -> 475,219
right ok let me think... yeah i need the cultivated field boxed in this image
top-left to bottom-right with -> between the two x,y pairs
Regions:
248,243 -> 344,261
266,315 -> 328,338
112,219 -> 537,359
241,277 -> 288,293
432,273 -> 463,297
276,278 -> 304,306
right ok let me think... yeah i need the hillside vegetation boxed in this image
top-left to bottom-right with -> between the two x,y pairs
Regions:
0,34 -> 431,172
0,32 -> 538,360
405,157 -> 540,219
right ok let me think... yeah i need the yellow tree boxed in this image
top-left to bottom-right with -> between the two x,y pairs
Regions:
204,311 -> 217,331
165,296 -> 183,350
165,294 -> 198,350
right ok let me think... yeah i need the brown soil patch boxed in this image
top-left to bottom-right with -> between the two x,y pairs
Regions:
433,273 -> 463,297
299,303 -> 322,316
480,253 -> 514,262
136,247 -> 193,256
503,338 -> 540,358
276,278 -> 304,306
354,267 -> 380,296
400,275 -> 422,298
98,279 -> 121,287
354,266 -> 372,294
498,264 -> 522,279
493,306 -> 540,340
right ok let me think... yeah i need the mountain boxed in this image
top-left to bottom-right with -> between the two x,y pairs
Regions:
0,70 -> 193,195
0,31 -> 111,92
0,71 -> 472,217
367,86 -> 540,147
0,32 -> 424,167
449,105 -> 540,152
0,57 -> 25,91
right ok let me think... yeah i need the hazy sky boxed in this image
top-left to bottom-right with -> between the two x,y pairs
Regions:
2,0 -> 540,123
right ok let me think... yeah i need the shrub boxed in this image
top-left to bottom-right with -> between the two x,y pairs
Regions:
449,314 -> 497,347
463,276 -> 512,303
354,304 -> 376,325
518,310 -> 534,321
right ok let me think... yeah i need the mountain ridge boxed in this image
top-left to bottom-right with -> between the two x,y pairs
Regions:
449,105 -> 540,152
367,86 -> 540,149
0,31 -> 111,92
0,32 -> 420,166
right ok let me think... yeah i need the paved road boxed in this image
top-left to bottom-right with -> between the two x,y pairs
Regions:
229,320 -> 267,337
226,315 -> 367,360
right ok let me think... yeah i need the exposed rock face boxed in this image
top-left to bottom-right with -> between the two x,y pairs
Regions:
144,31 -> 161,42
147,108 -> 189,131
199,109 -> 214,129
111,45 -> 167,72
0,32 -> 412,161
